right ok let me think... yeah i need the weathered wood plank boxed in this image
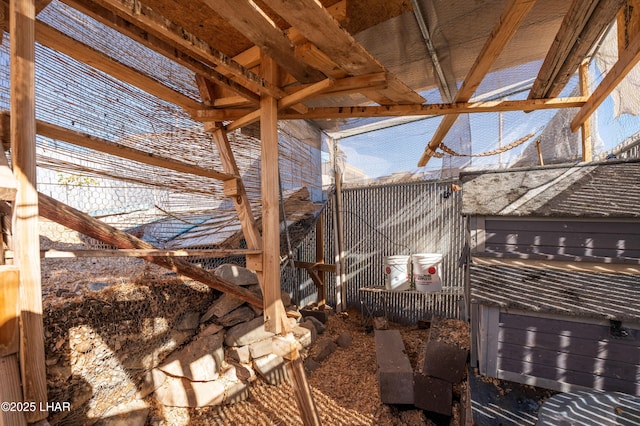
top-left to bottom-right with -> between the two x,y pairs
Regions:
10,0 -> 48,420
484,243 -> 640,259
618,0 -> 640,54
472,255 -> 640,275
579,60 -> 593,161
0,355 -> 26,426
0,266 -> 19,357
417,0 -> 537,167
37,192 -> 263,307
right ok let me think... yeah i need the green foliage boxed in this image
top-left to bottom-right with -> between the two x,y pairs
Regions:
57,173 -> 99,187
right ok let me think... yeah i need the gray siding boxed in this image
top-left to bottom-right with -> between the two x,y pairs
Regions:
482,217 -> 640,262
494,310 -> 640,395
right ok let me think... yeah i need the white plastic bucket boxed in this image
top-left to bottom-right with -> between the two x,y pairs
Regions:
412,253 -> 443,293
384,255 -> 410,291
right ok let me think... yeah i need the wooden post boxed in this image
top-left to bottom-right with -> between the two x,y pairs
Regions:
260,54 -> 286,334
333,167 -> 346,313
10,0 -> 48,421
315,219 -> 326,306
536,140 -> 544,166
579,61 -> 593,162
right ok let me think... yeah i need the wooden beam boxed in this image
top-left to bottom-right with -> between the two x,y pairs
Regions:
293,261 -> 338,274
37,192 -> 263,307
279,97 -> 587,120
570,28 -> 640,131
260,54 -> 286,334
418,0 -> 537,167
268,0 -> 424,105
618,0 -> 640,54
579,61 -> 593,162
528,0 -> 601,99
205,125 -> 263,251
529,0 -> 625,99
77,0 -> 280,98
10,0 -> 48,421
201,0 -> 324,84
33,21 -> 202,109
315,219 -> 326,306
18,115 -> 236,181
4,248 -> 262,259
64,0 -> 261,104
225,78 -> 334,131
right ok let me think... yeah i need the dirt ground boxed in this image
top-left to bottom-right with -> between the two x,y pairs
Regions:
40,251 -> 470,426
145,311 -> 469,426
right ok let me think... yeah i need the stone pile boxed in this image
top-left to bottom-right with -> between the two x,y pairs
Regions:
44,263 -> 337,425
148,263 -> 325,409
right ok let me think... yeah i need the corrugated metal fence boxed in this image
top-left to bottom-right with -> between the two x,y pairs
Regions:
283,179 -> 467,324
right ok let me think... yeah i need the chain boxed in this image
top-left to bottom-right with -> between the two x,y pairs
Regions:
436,133 -> 535,157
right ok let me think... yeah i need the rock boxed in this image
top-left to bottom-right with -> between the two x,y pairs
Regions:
313,339 -> 337,363
225,317 -> 275,347
299,320 -> 317,344
249,338 -> 273,359
158,332 -> 224,381
373,316 -> 388,330
199,323 -> 224,337
176,311 -> 200,331
201,294 -> 245,323
152,369 -> 226,408
214,264 -> 259,286
100,399 -> 149,426
292,325 -> 313,348
227,346 -> 251,364
216,306 -> 255,327
306,316 -> 326,334
228,360 -> 256,382
304,358 -> 321,373
335,332 -> 352,348
253,353 -> 287,386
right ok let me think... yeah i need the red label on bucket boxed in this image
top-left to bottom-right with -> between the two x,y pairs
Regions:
385,266 -> 391,274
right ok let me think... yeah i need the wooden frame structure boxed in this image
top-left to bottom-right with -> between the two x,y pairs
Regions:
1,0 -> 639,424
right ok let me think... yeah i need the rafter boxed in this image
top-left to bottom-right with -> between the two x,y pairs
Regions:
570,28 -> 640,132
34,21 -> 202,110
61,0 -> 261,104
267,0 -> 424,105
77,0 -> 281,98
201,0 -> 325,84
417,0 -> 537,167
1,113 -> 238,181
528,0 -> 626,99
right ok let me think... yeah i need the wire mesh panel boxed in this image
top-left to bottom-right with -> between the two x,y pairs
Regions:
288,179 -> 466,321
